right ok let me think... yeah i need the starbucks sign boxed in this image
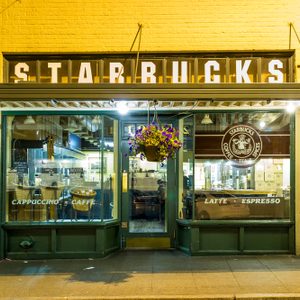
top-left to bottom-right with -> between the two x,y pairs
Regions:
221,124 -> 262,167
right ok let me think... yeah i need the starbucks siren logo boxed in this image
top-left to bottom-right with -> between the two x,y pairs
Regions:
221,124 -> 262,167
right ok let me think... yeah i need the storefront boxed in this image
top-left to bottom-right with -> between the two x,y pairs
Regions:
0,51 -> 299,259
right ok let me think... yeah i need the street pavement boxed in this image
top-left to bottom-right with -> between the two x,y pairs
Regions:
1,250 -> 300,299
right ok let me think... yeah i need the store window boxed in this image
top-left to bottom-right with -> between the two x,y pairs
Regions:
179,116 -> 194,219
5,114 -> 118,222
180,111 -> 291,220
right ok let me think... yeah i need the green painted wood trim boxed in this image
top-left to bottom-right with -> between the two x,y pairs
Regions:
0,114 -> 5,259
177,220 -> 293,255
242,250 -> 291,254
120,140 -> 129,242
239,227 -> 244,252
4,225 -> 121,259
191,250 -> 241,256
3,220 -> 120,229
100,118 -> 104,221
177,245 -> 190,254
51,228 -> 56,253
289,225 -> 296,253
190,226 -> 199,253
290,113 -> 296,219
96,227 -> 105,255
2,109 -> 287,119
2,110 -> 122,117
167,151 -> 177,247
177,219 -> 293,226
289,113 -> 296,253
7,252 -> 112,260
190,249 -> 291,255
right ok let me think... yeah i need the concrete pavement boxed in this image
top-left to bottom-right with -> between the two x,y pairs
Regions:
1,250 -> 300,299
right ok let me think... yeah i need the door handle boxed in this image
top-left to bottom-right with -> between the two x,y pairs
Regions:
122,171 -> 128,193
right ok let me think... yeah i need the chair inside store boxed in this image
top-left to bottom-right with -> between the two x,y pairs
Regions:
14,186 -> 34,221
40,185 -> 64,220
70,188 -> 96,220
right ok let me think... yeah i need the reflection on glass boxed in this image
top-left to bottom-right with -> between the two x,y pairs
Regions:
180,111 -> 291,221
6,115 -> 118,222
193,158 -> 290,220
128,157 -> 167,233
192,110 -> 290,220
179,116 -> 194,219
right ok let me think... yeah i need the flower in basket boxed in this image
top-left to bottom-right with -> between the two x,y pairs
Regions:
128,123 -> 182,162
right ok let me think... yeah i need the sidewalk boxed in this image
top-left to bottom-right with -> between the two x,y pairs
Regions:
1,250 -> 300,300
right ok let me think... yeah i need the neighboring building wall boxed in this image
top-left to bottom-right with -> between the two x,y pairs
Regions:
1,0 -> 300,254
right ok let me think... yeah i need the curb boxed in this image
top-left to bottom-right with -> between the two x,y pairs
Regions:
236,294 -> 300,299
2,294 -> 300,300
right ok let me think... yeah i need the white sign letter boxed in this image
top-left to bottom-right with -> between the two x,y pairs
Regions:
141,62 -> 156,83
205,61 -> 220,83
14,62 -> 29,83
78,62 -> 93,83
48,62 -> 61,83
172,61 -> 188,83
236,60 -> 251,83
268,60 -> 283,83
109,62 -> 125,83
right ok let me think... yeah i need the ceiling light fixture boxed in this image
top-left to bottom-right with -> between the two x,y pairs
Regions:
92,116 -> 102,125
66,119 -> 77,131
24,116 -> 36,125
201,114 -> 213,125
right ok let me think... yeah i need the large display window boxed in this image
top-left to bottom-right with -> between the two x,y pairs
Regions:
180,111 -> 291,220
5,114 -> 118,222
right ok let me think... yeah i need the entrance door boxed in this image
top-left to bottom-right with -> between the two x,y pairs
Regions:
121,125 -> 177,249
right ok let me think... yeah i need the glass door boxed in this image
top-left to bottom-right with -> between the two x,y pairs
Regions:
121,121 -> 177,249
128,157 -> 167,233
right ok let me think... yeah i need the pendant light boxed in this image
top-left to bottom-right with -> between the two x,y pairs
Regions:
201,114 -> 213,125
24,116 -> 36,125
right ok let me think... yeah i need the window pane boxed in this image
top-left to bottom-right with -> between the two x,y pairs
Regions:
192,112 -> 290,220
102,116 -> 118,221
179,116 -> 194,219
6,114 -> 118,222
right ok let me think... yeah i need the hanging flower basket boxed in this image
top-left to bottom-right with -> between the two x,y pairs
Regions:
143,145 -> 163,162
129,123 -> 182,162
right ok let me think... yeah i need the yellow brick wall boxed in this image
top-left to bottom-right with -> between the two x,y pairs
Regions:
0,0 -> 300,81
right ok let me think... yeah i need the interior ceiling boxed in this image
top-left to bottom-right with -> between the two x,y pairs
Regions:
0,99 -> 292,110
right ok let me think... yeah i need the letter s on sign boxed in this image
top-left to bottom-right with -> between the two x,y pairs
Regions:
14,63 -> 29,83
268,60 -> 283,83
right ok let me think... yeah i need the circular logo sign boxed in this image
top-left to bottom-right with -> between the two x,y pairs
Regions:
221,124 -> 262,167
